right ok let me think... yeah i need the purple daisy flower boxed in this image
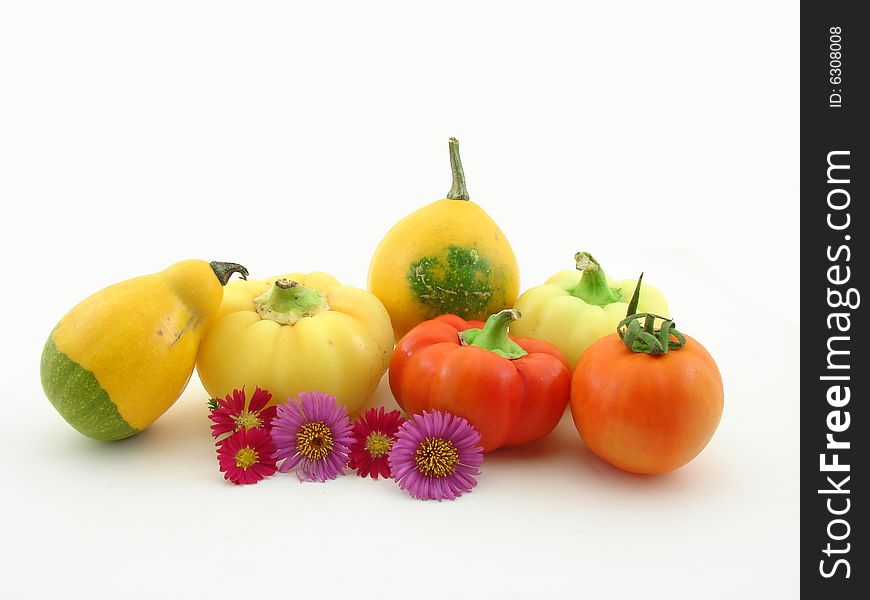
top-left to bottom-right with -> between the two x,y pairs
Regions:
270,391 -> 353,482
388,409 -> 484,501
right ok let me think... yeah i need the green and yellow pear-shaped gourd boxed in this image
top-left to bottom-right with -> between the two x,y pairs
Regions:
40,259 -> 248,440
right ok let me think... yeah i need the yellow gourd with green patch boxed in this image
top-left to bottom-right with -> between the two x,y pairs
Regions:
368,138 -> 520,339
40,260 -> 248,440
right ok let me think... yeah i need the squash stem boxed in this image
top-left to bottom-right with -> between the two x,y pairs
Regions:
446,137 -> 470,200
458,309 -> 527,360
254,279 -> 329,325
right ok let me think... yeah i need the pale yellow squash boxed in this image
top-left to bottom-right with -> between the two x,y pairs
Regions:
196,272 -> 393,413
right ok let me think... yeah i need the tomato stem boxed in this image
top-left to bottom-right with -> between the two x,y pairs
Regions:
617,274 -> 686,354
446,137 -> 470,201
458,309 -> 528,360
253,278 -> 330,325
567,252 -> 624,306
209,261 -> 249,286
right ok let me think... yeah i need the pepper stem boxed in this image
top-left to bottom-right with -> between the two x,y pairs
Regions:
446,137 -> 470,200
458,309 -> 528,360
566,252 -> 623,306
253,278 -> 329,325
617,274 -> 686,355
209,261 -> 248,286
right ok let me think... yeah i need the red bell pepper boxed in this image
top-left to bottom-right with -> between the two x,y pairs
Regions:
389,309 -> 571,452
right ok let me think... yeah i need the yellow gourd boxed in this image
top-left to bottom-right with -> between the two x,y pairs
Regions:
40,260 -> 248,440
368,138 -> 520,339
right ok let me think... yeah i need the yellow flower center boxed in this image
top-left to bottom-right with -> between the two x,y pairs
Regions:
365,432 -> 392,458
414,437 -> 459,478
234,410 -> 263,431
235,446 -> 259,470
296,421 -> 334,460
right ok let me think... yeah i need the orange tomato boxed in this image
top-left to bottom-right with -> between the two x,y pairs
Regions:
570,333 -> 723,474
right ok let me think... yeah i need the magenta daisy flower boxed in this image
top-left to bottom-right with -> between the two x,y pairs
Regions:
216,427 -> 277,485
270,391 -> 353,482
389,410 -> 484,501
209,387 -> 277,439
348,408 -> 406,479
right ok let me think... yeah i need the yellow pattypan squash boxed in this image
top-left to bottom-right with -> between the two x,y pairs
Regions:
196,272 -> 393,413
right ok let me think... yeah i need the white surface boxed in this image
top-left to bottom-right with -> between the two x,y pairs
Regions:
0,2 -> 798,598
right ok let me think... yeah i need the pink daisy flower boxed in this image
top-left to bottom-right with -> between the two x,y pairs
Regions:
216,427 -> 277,485
389,409 -> 484,501
270,391 -> 353,482
348,408 -> 406,479
209,387 -> 277,439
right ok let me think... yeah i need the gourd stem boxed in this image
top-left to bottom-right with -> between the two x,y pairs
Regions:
458,309 -> 528,360
446,137 -> 470,200
254,278 -> 329,325
566,252 -> 623,306
210,261 -> 249,286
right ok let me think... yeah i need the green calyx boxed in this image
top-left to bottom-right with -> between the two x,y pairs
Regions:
566,252 -> 623,306
459,308 -> 528,360
446,137 -> 470,201
254,278 -> 330,325
617,273 -> 686,355
210,261 -> 249,286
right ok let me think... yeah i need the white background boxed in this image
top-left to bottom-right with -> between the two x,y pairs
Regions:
0,1 -> 799,598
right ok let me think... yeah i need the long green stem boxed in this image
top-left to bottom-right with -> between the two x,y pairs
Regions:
446,137 -> 470,200
566,252 -> 623,306
458,309 -> 527,360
